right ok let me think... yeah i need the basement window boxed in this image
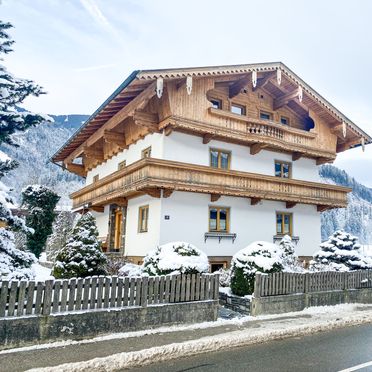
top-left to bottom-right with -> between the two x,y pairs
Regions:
210,262 -> 227,273
231,103 -> 246,116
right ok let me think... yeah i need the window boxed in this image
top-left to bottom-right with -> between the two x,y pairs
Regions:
209,207 -> 230,232
114,208 -> 123,251
210,148 -> 231,170
260,111 -> 272,120
118,160 -> 126,170
280,116 -> 289,125
275,160 -> 291,178
141,147 -> 151,159
93,174 -> 99,183
276,212 -> 292,236
231,103 -> 246,116
210,98 -> 222,109
138,205 -> 149,233
210,262 -> 227,272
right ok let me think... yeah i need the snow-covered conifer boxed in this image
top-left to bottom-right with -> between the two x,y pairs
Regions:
52,212 -> 107,279
45,211 -> 75,262
22,185 -> 60,258
310,230 -> 371,271
279,235 -> 303,272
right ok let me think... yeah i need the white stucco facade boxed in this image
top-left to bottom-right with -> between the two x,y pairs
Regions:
87,131 -> 323,261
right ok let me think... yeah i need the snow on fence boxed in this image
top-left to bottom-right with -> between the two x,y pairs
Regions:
0,274 -> 219,318
254,270 -> 372,297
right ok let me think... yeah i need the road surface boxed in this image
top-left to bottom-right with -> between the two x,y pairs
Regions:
133,323 -> 372,372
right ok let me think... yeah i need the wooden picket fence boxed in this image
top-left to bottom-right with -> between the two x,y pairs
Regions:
254,270 -> 372,297
0,273 -> 219,318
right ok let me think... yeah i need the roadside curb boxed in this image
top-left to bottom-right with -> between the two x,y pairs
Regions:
28,310 -> 372,372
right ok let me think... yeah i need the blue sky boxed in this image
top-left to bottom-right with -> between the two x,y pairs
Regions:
1,0 -> 372,185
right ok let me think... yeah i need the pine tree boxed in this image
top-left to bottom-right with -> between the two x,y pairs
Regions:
45,211 -> 75,262
310,230 -> 371,271
52,213 -> 107,279
0,20 -> 48,279
22,185 -> 60,258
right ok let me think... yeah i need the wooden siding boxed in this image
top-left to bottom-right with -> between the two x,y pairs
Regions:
70,158 -> 351,210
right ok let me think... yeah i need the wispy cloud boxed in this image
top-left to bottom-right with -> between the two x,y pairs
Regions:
79,0 -> 117,35
73,63 -> 117,72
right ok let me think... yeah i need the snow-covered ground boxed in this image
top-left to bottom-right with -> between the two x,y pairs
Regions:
25,303 -> 372,372
32,262 -> 53,282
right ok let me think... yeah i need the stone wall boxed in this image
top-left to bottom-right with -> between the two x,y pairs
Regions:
0,300 -> 218,350
219,291 -> 251,315
251,288 -> 372,316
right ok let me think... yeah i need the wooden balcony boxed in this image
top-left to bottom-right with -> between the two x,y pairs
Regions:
71,158 -> 350,210
160,109 -> 336,163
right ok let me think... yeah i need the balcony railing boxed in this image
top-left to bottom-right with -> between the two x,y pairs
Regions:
71,158 -> 350,209
159,110 -> 335,161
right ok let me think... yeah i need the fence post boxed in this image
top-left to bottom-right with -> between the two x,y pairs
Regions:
214,274 -> 220,300
141,276 -> 148,308
304,272 -> 309,293
42,280 -> 54,315
254,273 -> 262,298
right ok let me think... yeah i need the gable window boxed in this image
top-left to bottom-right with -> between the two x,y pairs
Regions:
118,160 -> 126,170
210,98 -> 222,109
280,116 -> 289,125
141,147 -> 151,159
276,212 -> 292,236
209,207 -> 230,232
138,205 -> 149,233
275,160 -> 291,178
231,103 -> 246,116
260,111 -> 272,121
210,148 -> 231,170
93,174 -> 99,183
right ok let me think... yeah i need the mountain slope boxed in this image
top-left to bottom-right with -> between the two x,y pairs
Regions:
0,115 -> 88,208
320,165 -> 372,243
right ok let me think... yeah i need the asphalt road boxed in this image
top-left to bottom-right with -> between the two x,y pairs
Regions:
133,323 -> 372,372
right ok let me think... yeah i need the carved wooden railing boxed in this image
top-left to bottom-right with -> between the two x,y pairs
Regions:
160,110 -> 334,160
71,158 -> 350,209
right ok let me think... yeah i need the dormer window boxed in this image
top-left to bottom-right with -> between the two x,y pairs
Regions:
210,98 -> 222,109
118,160 -> 126,170
231,103 -> 246,116
260,111 -> 272,121
93,174 -> 99,183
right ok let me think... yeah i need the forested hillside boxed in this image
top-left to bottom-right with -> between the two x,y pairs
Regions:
0,115 -> 88,208
320,165 -> 372,243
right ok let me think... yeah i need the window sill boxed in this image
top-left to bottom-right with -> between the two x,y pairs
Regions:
273,235 -> 299,244
205,232 -> 237,243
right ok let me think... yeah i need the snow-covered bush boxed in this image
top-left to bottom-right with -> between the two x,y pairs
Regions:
230,241 -> 283,296
143,241 -> 209,276
279,235 -> 303,272
217,268 -> 231,287
52,212 -> 107,279
118,263 -> 144,277
310,230 -> 371,272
